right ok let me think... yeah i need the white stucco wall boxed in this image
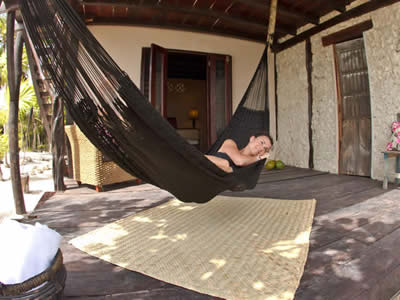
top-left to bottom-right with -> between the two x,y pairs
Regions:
276,2 -> 400,181
88,26 -> 265,111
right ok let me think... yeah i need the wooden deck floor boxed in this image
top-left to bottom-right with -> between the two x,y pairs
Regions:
29,167 -> 400,300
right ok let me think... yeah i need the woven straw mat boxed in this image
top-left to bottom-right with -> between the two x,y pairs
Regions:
70,195 -> 316,300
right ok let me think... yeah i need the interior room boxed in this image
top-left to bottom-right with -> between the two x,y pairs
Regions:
166,52 -> 207,149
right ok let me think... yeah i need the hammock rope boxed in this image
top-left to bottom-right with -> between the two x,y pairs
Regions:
20,0 -> 270,203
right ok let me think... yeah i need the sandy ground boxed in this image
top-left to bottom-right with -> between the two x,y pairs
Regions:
0,152 -> 54,222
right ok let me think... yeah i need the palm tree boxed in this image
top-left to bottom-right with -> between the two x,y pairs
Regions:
1,81 -> 39,145
0,15 -> 44,180
0,15 -> 7,86
0,15 -> 30,86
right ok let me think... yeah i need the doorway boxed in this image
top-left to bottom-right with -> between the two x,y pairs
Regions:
334,37 -> 371,176
140,45 -> 232,152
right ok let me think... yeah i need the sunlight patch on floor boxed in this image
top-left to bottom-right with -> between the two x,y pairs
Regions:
158,199 -> 197,211
262,231 -> 309,259
332,260 -> 363,281
133,216 -> 152,223
149,229 -> 168,240
200,258 -> 226,280
264,291 -> 293,300
210,258 -> 226,269
156,219 -> 167,227
252,281 -> 265,290
81,223 -> 128,247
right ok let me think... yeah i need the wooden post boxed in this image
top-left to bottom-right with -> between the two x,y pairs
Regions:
7,13 -> 26,215
51,96 -> 66,191
267,0 -> 278,143
306,38 -> 314,169
266,0 -> 278,47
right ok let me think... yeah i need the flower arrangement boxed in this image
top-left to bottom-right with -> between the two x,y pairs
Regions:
386,121 -> 400,151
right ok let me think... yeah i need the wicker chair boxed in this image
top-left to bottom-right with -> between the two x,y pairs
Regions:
65,124 -> 140,192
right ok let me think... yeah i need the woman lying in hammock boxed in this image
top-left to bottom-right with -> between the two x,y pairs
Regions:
205,134 -> 273,173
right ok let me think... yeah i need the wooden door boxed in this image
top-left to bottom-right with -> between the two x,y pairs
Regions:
206,54 -> 232,148
335,38 -> 371,176
149,44 -> 168,117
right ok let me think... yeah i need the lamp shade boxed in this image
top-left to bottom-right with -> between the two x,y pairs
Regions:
188,108 -> 199,120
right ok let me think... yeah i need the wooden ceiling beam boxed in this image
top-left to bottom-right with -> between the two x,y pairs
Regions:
81,1 -> 296,36
276,23 -> 296,36
334,6 -> 346,13
320,0 -> 349,14
321,19 -> 373,47
279,7 -> 319,25
235,0 -> 320,25
272,0 -> 400,53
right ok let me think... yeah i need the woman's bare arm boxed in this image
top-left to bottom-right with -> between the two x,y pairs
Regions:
205,155 -> 233,173
219,139 -> 262,167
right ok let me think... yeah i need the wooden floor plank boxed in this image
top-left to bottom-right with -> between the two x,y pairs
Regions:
257,167 -> 328,183
310,189 -> 400,249
300,237 -> 368,283
296,226 -> 400,300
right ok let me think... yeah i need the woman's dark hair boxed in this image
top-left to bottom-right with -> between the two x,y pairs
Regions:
254,132 -> 274,146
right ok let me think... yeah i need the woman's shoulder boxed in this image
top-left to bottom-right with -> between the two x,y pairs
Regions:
221,139 -> 237,147
220,139 -> 238,152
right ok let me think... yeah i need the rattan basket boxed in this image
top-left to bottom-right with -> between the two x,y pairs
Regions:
0,249 -> 66,299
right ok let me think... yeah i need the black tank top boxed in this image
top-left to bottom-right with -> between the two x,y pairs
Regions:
214,152 -> 238,169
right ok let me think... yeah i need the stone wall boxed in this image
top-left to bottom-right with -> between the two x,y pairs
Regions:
275,43 -> 309,168
276,2 -> 400,181
363,5 -> 400,180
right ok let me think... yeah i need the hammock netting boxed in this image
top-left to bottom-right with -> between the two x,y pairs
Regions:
20,0 -> 270,203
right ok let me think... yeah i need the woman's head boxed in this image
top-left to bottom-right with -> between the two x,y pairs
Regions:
247,133 -> 273,156
254,132 -> 274,146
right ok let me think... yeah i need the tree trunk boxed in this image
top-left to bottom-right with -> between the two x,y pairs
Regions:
7,14 -> 26,215
51,96 -> 66,191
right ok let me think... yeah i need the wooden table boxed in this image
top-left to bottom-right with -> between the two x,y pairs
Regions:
383,151 -> 400,189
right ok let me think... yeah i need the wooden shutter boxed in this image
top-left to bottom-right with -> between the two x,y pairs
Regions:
335,38 -> 371,176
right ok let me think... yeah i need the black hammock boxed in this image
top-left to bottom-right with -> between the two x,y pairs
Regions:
20,0 -> 270,203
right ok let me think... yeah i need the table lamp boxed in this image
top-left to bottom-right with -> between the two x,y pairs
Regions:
188,108 -> 199,129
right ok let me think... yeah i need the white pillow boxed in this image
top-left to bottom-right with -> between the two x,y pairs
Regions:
0,220 -> 62,285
